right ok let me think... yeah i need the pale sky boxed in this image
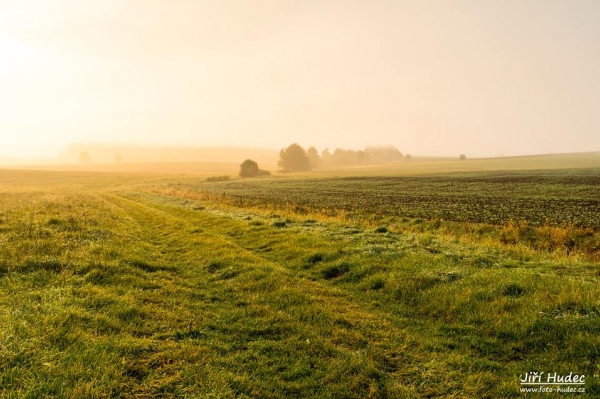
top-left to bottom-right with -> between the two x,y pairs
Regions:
1,0 -> 599,159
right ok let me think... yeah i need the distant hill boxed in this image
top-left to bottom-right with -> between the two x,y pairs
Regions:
58,144 -> 279,165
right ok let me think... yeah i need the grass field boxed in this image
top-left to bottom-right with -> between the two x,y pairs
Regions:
1,158 -> 600,398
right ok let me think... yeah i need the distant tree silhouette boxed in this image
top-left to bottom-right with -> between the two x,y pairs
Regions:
239,159 -> 259,177
115,153 -> 122,163
307,146 -> 320,168
331,148 -> 350,164
330,148 -> 367,165
405,154 -> 412,162
459,154 -> 467,161
364,145 -> 403,163
321,148 -> 331,164
325,145 -> 403,165
79,151 -> 91,164
356,150 -> 367,164
278,143 -> 311,172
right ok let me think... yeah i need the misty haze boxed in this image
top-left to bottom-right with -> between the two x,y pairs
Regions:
1,1 -> 599,398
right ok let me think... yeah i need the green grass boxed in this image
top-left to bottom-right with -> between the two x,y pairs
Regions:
1,166 -> 600,397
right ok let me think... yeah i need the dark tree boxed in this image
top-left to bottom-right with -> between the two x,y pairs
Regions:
405,154 -> 412,162
239,159 -> 259,177
278,143 -> 311,172
459,154 -> 467,161
307,146 -> 320,168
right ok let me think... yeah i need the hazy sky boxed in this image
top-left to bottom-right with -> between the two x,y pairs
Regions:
1,0 -> 599,159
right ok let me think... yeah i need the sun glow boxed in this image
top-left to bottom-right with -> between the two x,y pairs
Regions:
0,1 -> 599,162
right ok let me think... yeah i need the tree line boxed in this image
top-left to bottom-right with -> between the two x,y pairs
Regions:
240,143 -> 417,177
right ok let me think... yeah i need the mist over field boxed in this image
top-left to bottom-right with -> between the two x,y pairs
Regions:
2,1 -> 600,398
1,0 -> 600,160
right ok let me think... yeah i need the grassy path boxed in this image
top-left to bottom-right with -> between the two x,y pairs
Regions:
100,192 -> 421,397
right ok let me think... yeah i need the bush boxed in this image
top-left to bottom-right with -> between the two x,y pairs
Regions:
239,159 -> 259,178
206,175 -> 230,182
239,159 -> 270,178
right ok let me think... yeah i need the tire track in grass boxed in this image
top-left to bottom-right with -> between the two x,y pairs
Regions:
101,191 -> 387,324
98,192 -> 423,398
101,192 -> 296,273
